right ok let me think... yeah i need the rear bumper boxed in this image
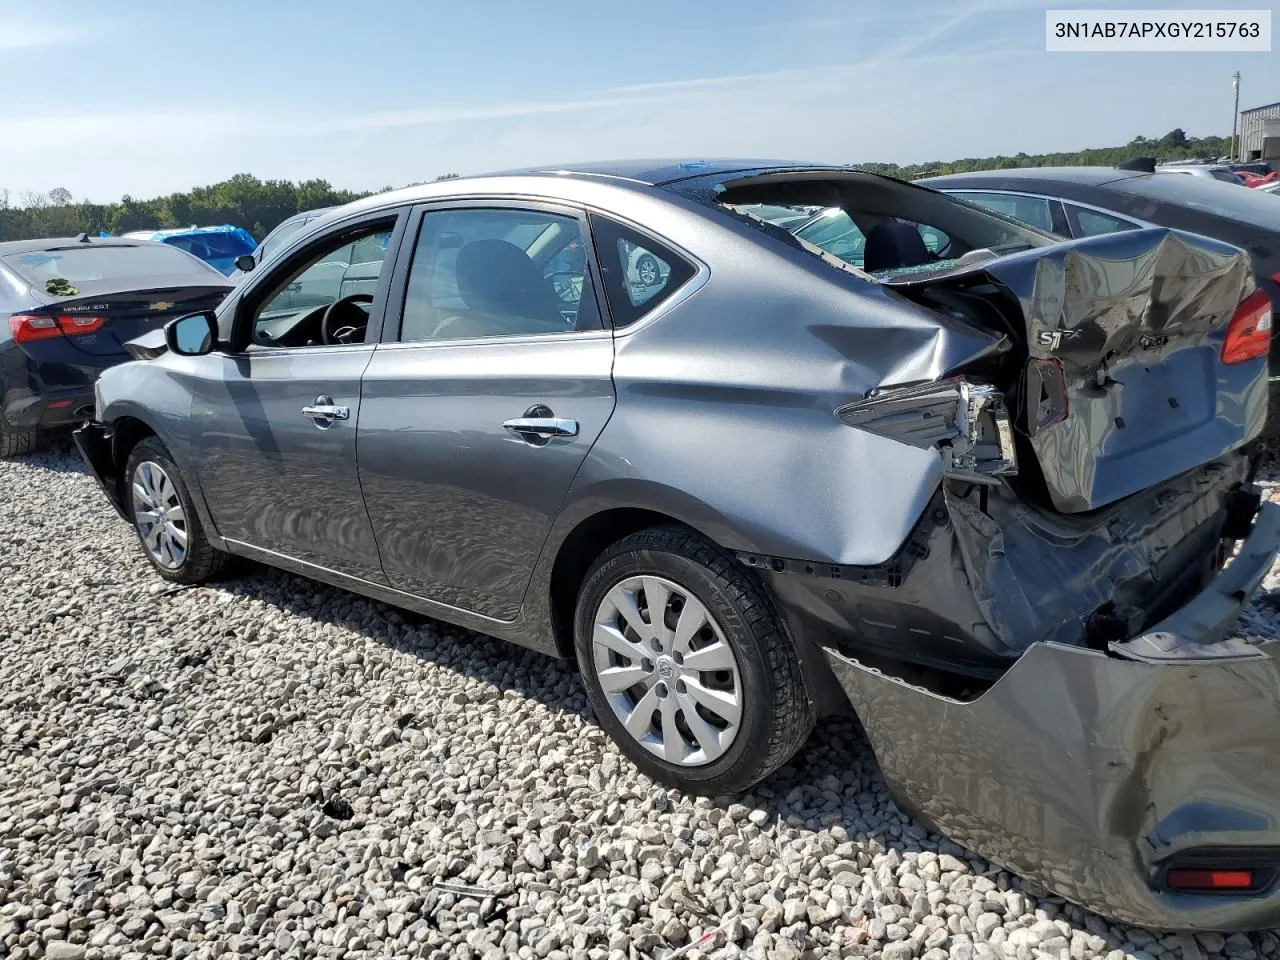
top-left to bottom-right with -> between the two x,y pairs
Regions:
72,421 -> 128,521
4,386 -> 96,430
826,500 -> 1280,930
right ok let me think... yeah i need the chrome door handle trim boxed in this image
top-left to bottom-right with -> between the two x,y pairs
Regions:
503,417 -> 579,439
302,395 -> 350,426
302,405 -> 350,421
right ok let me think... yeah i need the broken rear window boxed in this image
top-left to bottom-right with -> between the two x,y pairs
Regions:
704,171 -> 1056,280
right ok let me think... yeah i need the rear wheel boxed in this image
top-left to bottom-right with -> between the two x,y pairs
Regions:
125,437 -> 228,583
0,423 -> 38,458
574,525 -> 814,795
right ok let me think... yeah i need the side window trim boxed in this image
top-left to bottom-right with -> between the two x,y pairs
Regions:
229,207 -> 409,354
946,189 -> 1062,235
381,199 -> 609,346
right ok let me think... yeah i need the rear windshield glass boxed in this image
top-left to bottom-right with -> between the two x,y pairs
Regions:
1,244 -> 213,284
716,176 -> 1052,280
1104,174 -> 1280,229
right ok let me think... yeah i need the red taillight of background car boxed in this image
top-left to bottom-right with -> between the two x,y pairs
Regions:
1221,290 -> 1273,365
8,314 -> 106,344
1165,868 -> 1255,892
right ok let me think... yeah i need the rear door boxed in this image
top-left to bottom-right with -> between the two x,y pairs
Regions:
358,201 -> 616,620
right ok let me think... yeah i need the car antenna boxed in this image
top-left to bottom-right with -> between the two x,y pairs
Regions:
76,232 -> 91,243
1117,157 -> 1157,173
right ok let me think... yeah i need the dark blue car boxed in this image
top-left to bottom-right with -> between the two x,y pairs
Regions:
0,236 -> 232,456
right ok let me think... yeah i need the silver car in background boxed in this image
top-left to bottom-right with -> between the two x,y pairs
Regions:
74,160 -> 1280,930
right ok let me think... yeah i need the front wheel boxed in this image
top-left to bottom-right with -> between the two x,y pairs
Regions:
574,525 -> 814,795
125,436 -> 228,584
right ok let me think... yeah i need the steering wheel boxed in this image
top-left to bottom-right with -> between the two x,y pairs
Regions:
321,293 -> 374,345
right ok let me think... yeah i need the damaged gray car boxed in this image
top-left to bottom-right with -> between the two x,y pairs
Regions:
73,161 -> 1279,929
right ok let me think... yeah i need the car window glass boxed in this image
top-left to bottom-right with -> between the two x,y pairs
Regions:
258,219 -> 307,262
1065,204 -> 1139,237
1,244 -> 215,283
796,210 -> 867,265
250,223 -> 393,348
399,207 -> 601,343
953,192 -> 1055,232
588,214 -> 696,328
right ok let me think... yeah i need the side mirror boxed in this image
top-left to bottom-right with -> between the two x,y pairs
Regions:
234,253 -> 256,272
165,311 -> 219,357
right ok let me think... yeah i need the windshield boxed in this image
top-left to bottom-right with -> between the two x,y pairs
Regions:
2,244 -> 216,285
1105,174 -> 1280,230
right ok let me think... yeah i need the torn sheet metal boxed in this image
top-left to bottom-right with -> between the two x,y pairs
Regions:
946,455 -> 1249,653
891,227 -> 1265,513
821,502 -> 1280,932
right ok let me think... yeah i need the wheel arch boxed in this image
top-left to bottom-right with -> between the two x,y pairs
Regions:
548,506 -> 691,660
100,403 -> 226,548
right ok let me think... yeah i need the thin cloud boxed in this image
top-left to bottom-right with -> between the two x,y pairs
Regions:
0,21 -> 96,51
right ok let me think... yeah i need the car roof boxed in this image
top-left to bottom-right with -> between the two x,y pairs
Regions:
919,167 -> 1149,188
0,237 -> 155,255
303,159 -> 863,233
479,158 -> 832,186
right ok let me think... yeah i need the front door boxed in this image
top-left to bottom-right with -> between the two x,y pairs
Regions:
187,211 -> 404,582
358,202 -> 616,619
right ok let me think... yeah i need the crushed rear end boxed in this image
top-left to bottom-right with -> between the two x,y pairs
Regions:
781,224 -> 1280,928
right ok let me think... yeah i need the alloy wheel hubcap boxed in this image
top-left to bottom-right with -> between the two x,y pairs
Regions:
131,461 -> 187,570
592,575 -> 742,766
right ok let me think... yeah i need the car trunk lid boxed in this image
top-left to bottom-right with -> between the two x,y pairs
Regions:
882,227 -> 1265,513
21,282 -> 231,358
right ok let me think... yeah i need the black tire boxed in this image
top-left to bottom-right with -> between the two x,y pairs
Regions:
124,436 -> 228,584
0,423 -> 39,458
573,525 -> 815,795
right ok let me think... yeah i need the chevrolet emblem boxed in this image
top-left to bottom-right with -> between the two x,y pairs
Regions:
150,301 -> 174,312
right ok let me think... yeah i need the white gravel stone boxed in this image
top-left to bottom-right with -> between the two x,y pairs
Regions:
4,439 -> 1280,959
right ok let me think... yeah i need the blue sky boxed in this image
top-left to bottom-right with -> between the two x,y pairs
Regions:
3,0 -> 1277,202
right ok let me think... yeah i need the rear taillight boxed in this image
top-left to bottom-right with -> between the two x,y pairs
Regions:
1221,289 -> 1273,364
8,313 -> 106,344
1166,868 -> 1255,892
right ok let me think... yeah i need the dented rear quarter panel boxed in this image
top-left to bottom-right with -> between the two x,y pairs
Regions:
560,211 -> 1006,568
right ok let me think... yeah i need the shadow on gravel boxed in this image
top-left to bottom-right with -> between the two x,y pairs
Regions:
13,432 -> 89,474
216,560 -> 590,720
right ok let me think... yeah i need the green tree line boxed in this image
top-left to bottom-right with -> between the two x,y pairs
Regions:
0,129 -> 1227,243
860,128 -> 1231,179
0,171 -> 460,244
0,174 -> 370,244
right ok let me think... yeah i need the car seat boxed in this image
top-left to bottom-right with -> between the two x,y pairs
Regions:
863,221 -> 934,273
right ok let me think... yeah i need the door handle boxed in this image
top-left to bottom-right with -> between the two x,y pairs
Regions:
302,395 -> 350,427
503,417 -> 579,440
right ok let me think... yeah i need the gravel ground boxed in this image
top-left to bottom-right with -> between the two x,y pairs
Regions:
4,439 -> 1280,960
